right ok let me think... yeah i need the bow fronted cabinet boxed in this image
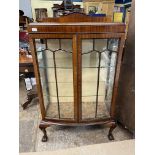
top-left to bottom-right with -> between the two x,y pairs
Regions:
28,13 -> 126,142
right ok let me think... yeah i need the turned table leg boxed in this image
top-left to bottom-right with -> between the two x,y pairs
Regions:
22,86 -> 38,110
22,98 -> 33,110
108,122 -> 117,140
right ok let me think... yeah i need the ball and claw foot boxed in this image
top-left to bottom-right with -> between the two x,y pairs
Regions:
108,133 -> 115,140
108,122 -> 117,141
42,135 -> 48,142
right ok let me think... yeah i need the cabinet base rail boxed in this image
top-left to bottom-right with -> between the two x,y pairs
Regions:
39,119 -> 117,142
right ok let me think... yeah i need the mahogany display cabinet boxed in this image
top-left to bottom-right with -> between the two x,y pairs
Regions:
28,13 -> 126,142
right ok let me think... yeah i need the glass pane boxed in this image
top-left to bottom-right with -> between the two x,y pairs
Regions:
35,39 -> 74,120
81,39 -> 119,120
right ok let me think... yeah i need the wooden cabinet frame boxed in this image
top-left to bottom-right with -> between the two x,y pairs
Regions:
28,13 -> 125,142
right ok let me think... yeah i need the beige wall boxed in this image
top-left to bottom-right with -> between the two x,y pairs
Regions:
31,0 -> 83,20
83,1 -> 114,16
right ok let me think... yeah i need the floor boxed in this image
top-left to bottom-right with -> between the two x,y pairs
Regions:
20,140 -> 135,155
19,79 -> 133,153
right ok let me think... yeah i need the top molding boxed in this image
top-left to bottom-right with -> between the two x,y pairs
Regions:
28,13 -> 126,34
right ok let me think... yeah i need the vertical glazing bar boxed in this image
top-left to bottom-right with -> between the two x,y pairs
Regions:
107,39 -> 109,50
53,52 -> 61,119
93,39 -> 95,51
59,39 -> 61,49
95,52 -> 101,118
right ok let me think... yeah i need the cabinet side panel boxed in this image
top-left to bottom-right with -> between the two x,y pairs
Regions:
29,39 -> 46,118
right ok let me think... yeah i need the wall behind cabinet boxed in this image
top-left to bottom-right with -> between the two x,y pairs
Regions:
19,0 -> 33,18
31,0 -> 83,20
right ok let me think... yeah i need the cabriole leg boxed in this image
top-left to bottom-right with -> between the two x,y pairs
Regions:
108,122 -> 117,140
39,125 -> 48,142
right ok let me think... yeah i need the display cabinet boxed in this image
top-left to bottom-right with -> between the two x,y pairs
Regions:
28,13 -> 125,142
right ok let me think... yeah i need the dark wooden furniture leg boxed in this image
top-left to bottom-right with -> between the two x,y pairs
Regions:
108,122 -> 117,140
22,98 -> 32,110
22,91 -> 38,109
39,124 -> 49,142
22,86 -> 38,110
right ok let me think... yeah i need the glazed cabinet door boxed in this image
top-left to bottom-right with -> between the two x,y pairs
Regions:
77,34 -> 125,122
30,33 -> 125,124
30,34 -> 78,122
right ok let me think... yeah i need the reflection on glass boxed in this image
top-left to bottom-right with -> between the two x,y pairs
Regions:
35,39 -> 74,119
82,39 -> 118,120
